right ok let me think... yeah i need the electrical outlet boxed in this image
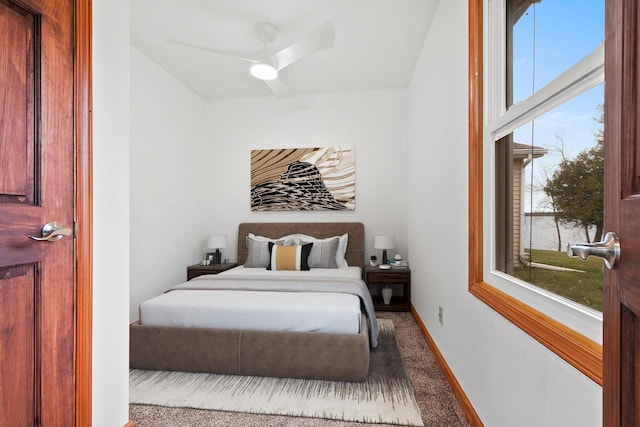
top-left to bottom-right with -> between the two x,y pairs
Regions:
438,306 -> 444,325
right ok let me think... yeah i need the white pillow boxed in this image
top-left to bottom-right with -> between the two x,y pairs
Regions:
246,232 -> 274,242
337,233 -> 349,268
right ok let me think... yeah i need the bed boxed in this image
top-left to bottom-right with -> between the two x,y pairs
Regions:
129,222 -> 376,382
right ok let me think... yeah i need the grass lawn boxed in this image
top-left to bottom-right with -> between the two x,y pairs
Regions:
513,249 -> 603,311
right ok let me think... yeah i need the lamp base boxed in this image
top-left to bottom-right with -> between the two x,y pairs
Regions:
382,249 -> 388,264
206,250 -> 222,265
382,285 -> 393,305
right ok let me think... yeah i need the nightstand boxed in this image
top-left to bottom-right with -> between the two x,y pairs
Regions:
187,263 -> 238,280
364,266 -> 411,312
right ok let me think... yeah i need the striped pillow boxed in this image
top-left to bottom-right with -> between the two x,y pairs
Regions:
305,237 -> 339,268
267,242 -> 313,271
244,234 -> 286,268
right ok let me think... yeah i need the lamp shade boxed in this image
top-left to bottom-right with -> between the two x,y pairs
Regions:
374,235 -> 395,250
207,234 -> 228,249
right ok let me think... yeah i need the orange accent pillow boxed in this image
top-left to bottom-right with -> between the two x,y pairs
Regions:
267,242 -> 313,271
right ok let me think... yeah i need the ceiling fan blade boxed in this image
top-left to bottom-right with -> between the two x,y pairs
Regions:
167,38 -> 263,62
274,21 -> 335,71
263,78 -> 291,99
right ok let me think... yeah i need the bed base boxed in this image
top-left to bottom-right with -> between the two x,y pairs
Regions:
130,315 -> 370,382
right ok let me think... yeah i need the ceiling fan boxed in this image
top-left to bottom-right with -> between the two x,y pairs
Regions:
167,21 -> 336,98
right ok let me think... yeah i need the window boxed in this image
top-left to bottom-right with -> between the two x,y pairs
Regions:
469,0 -> 604,384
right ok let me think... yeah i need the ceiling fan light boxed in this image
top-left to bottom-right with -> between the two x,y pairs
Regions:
250,63 -> 278,80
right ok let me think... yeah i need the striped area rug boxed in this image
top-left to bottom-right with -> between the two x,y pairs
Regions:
129,319 -> 424,426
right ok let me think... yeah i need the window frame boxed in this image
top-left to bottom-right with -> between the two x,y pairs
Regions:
468,0 -> 603,385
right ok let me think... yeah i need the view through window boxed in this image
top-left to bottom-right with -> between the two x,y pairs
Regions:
496,0 -> 604,311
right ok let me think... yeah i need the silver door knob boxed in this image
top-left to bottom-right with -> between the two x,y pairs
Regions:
28,222 -> 72,242
567,232 -> 620,270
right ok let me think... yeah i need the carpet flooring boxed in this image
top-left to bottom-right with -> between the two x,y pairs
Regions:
130,312 -> 470,426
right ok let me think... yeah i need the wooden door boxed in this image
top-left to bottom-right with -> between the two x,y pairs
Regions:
604,0 -> 640,425
0,0 -> 77,425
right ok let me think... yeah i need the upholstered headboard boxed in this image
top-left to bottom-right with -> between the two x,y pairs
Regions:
237,222 -> 365,271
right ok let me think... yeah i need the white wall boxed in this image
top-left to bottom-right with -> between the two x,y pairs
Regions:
92,0 -> 130,425
200,90 -> 409,264
129,46 -> 207,321
405,1 -> 602,426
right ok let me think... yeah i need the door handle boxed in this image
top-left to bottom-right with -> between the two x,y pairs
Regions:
28,222 -> 72,242
567,232 -> 620,270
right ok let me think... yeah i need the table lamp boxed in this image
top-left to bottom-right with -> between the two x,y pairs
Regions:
206,234 -> 228,264
374,235 -> 396,265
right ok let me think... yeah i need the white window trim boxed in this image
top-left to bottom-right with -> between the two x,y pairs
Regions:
482,0 -> 604,344
493,45 -> 604,140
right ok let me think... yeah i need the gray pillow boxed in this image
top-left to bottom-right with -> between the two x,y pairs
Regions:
245,236 -> 278,268
304,237 -> 339,268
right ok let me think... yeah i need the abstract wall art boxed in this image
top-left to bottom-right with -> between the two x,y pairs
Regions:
250,147 -> 355,211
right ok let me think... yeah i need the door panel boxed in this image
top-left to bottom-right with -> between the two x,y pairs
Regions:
0,0 -> 75,425
619,305 -> 639,426
0,0 -> 38,205
0,265 -> 37,426
620,199 -> 640,308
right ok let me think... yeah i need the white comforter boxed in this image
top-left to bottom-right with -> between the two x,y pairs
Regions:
139,266 -> 379,347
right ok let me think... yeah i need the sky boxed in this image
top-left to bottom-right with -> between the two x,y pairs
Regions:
511,0 -> 604,212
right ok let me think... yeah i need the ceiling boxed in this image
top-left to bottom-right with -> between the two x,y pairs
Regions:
130,0 -> 439,100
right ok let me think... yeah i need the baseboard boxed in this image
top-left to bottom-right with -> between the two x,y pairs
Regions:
410,305 -> 484,427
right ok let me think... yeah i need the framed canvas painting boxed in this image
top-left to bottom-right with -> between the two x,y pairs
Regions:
250,147 -> 355,211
